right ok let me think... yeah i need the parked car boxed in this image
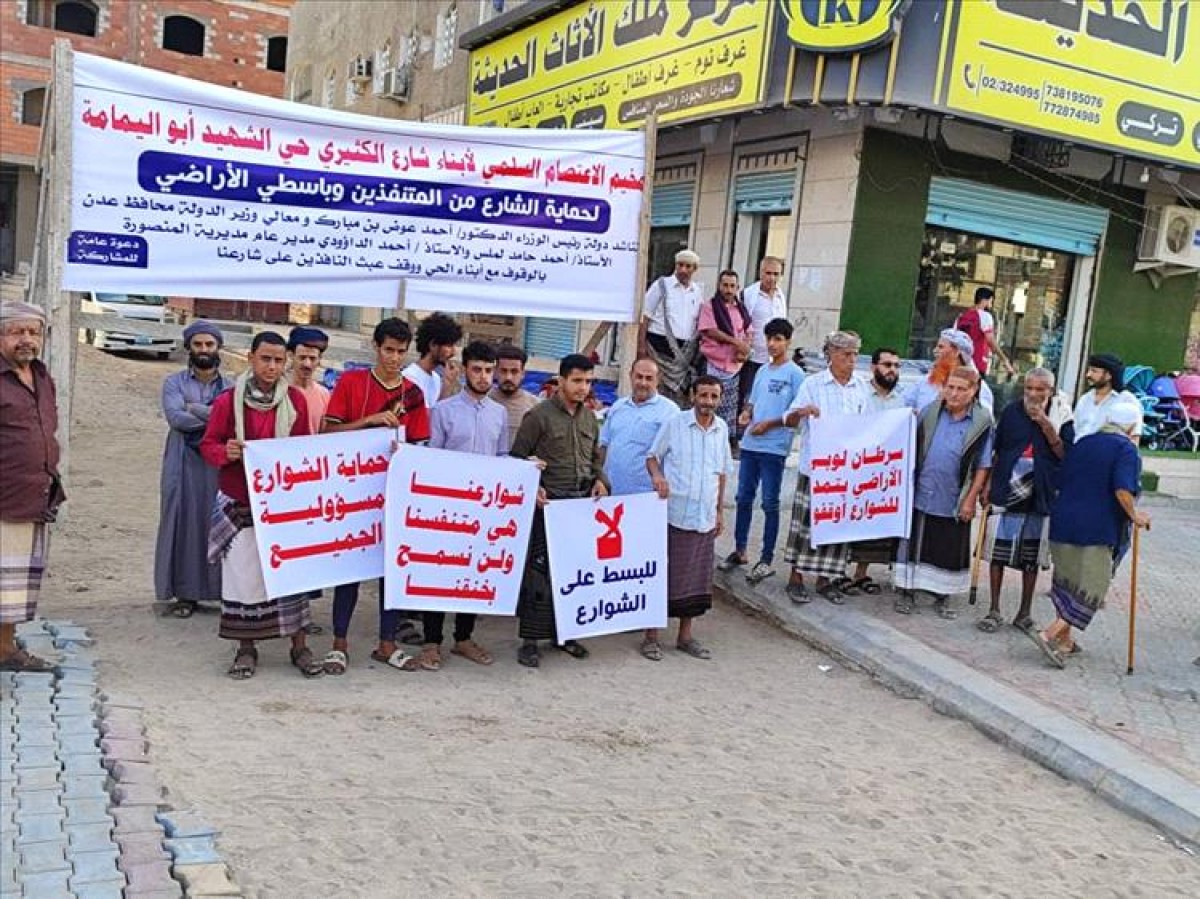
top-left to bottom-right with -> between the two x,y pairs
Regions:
80,292 -> 179,358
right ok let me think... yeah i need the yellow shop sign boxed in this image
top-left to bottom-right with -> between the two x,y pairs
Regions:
777,0 -> 910,53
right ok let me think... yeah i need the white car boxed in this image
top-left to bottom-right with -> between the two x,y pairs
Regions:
80,292 -> 180,358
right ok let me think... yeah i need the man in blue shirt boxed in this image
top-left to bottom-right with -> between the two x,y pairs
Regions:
598,358 -> 678,495
720,319 -> 805,584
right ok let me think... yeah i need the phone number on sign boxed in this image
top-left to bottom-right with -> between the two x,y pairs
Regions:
980,74 -> 1040,101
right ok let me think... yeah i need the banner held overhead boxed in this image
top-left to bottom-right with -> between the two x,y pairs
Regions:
64,53 -> 646,319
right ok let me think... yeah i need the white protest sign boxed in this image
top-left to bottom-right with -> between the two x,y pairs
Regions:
545,493 -> 668,642
242,429 -> 393,598
383,446 -> 539,614
807,408 -> 916,547
66,53 -> 645,319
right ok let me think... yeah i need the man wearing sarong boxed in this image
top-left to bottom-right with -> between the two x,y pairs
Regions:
287,326 -> 331,434
842,347 -> 906,597
781,331 -> 872,604
154,320 -> 232,618
598,358 -> 678,496
697,269 -> 752,455
721,318 -> 804,586
904,328 -> 994,414
200,331 -> 320,680
638,249 -> 704,407
739,256 -> 787,419
490,344 -> 540,447
420,341 -> 510,672
643,376 -> 730,660
978,368 -> 1072,636
0,302 -> 66,672
510,353 -> 610,668
1072,353 -> 1143,441
894,366 -> 993,618
1029,404 -> 1148,668
321,317 -> 429,674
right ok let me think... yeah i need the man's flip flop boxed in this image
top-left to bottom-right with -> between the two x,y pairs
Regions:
640,639 -> 664,661
321,650 -> 348,675
289,646 -> 325,678
371,648 -> 418,671
1027,630 -> 1066,669
170,601 -> 196,619
555,639 -> 589,659
717,552 -> 747,572
676,639 -> 712,660
451,640 -> 494,665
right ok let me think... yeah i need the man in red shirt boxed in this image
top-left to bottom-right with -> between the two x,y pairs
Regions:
321,317 -> 427,674
955,287 -> 1015,377
200,331 -> 317,680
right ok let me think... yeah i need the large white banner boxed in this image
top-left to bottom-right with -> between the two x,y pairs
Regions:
545,493 -> 668,642
383,446 -> 540,614
65,53 -> 646,318
242,429 -> 394,598
807,409 -> 916,547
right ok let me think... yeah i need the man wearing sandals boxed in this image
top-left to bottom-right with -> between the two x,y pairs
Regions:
418,341 -> 510,671
637,248 -> 704,407
643,375 -> 730,660
978,368 -> 1072,637
200,332 -> 320,679
0,302 -> 66,672
154,320 -> 232,620
781,331 -> 872,605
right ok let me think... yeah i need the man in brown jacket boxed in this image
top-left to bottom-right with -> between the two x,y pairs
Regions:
0,301 -> 66,671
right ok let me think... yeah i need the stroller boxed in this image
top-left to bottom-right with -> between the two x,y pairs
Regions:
1136,370 -> 1200,452
1122,364 -> 1163,444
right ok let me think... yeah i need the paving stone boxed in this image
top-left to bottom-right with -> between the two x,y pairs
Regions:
60,774 -> 109,800
98,719 -> 142,741
156,810 -> 219,839
15,811 -> 65,845
52,697 -> 95,717
67,847 -> 122,885
54,683 -> 96,701
111,806 -> 163,837
17,867 -> 71,898
124,890 -> 184,899
16,789 -> 62,816
71,881 -> 126,899
13,766 -> 60,792
55,714 -> 98,737
55,671 -> 97,688
99,699 -> 144,713
113,762 -> 158,785
163,835 -> 221,865
59,733 -> 102,758
100,737 -> 148,764
63,798 -> 113,826
18,837 -> 70,873
172,862 -> 239,896
65,821 -> 117,854
14,620 -> 49,635
14,745 -> 58,770
13,706 -> 54,726
120,860 -> 177,892
14,724 -> 56,747
114,833 -> 171,865
54,655 -> 97,672
113,782 -> 163,807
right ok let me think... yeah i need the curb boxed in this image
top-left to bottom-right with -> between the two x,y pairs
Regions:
714,572 -> 1200,848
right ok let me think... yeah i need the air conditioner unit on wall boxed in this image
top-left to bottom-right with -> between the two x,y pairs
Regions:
378,66 -> 411,102
1138,204 -> 1200,268
348,56 -> 373,83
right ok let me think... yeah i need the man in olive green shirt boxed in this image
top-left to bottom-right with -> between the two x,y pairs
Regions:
510,353 -> 610,667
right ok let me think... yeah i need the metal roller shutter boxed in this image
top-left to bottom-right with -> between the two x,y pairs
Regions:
523,317 -> 577,359
650,181 -> 695,227
733,170 -> 797,213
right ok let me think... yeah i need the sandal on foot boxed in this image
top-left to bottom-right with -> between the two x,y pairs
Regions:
893,591 -> 915,615
371,648 -> 418,671
556,639 -> 590,659
815,580 -> 845,605
640,639 -> 664,661
850,576 -> 883,595
289,646 -> 325,678
451,640 -> 493,666
832,576 -> 861,596
717,551 -> 748,572
227,646 -> 258,680
171,600 -> 196,619
676,638 -> 712,660
0,649 -> 55,672
933,598 -> 958,620
321,650 -> 348,675
1012,616 -> 1034,634
1027,629 -> 1066,669
517,643 -> 540,668
976,612 -> 1003,633
1055,639 -> 1082,656
394,621 -> 424,646
417,644 -> 443,671
746,561 -> 776,585
787,581 -> 811,604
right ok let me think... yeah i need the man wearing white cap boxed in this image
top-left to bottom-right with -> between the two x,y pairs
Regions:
638,248 -> 705,407
0,302 -> 66,671
904,328 -> 994,414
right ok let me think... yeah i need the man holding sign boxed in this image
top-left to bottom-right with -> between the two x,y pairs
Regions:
644,375 -> 731,661
418,341 -> 510,671
510,354 -> 610,668
201,332 -> 318,680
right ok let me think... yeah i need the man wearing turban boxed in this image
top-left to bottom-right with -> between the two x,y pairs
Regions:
154,319 -> 233,618
1072,353 -> 1143,442
903,328 -> 994,414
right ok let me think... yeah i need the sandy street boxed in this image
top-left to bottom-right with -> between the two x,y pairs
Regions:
38,346 -> 1199,897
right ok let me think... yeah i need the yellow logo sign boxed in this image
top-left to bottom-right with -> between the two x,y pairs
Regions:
778,0 -> 909,52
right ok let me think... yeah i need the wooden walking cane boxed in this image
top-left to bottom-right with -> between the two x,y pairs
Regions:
968,506 -> 989,605
1126,526 -> 1141,675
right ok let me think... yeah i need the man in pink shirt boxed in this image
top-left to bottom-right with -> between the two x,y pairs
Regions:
698,269 -> 752,455
287,327 -> 331,434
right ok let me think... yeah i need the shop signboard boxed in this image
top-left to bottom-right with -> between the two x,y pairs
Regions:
935,0 -> 1200,168
777,0 -> 909,53
465,0 -> 774,129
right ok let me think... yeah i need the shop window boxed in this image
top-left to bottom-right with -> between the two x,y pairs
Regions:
434,5 -> 458,70
21,88 -> 47,126
266,36 -> 287,73
26,0 -> 99,36
162,15 -> 205,56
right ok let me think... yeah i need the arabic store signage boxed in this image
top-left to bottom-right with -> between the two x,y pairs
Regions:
777,0 -> 909,53
466,0 -> 774,129
936,0 -> 1200,168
